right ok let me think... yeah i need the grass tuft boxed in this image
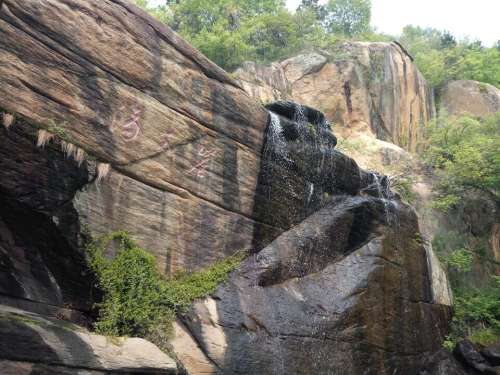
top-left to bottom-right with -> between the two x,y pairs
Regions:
96,163 -> 111,182
2,112 -> 15,129
37,130 -> 55,148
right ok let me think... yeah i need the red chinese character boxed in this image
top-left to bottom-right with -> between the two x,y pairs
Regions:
187,147 -> 217,178
121,107 -> 142,142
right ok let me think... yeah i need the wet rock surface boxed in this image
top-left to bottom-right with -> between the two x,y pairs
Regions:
170,101 -> 458,375
180,198 -> 453,374
453,340 -> 499,375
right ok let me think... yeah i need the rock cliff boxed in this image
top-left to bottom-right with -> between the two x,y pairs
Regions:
0,1 -> 473,374
168,101 -> 456,375
235,42 -> 436,152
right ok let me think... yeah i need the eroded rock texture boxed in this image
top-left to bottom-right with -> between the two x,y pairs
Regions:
0,0 -> 273,278
235,43 -> 436,152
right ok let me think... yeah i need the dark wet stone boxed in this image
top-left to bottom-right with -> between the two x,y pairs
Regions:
482,344 -> 500,366
454,340 -> 498,374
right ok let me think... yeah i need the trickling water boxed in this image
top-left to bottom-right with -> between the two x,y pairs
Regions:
371,172 -> 394,224
294,104 -> 307,126
266,112 -> 289,162
306,182 -> 314,205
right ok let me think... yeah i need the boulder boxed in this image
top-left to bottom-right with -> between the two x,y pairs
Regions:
482,343 -> 500,367
440,80 -> 500,118
177,195 -> 453,374
454,340 -> 498,374
169,102 -> 455,374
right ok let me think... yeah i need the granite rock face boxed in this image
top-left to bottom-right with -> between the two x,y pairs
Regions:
0,0 -> 273,279
0,1 -> 463,374
235,43 -> 436,152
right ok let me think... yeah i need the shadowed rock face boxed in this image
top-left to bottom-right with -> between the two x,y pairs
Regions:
179,198 -> 457,374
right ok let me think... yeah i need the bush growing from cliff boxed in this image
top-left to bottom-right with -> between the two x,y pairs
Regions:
87,231 -> 245,339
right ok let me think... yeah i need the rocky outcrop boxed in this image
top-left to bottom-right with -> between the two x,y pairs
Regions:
235,42 -> 436,152
0,0 -> 276,317
169,102 -> 457,374
440,80 -> 500,118
0,305 -> 177,374
453,340 -> 500,374
0,1 -> 462,374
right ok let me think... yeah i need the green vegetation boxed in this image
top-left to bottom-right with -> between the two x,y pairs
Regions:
132,0 -> 499,90
433,229 -> 500,348
390,175 -> 416,204
444,278 -> 500,348
422,113 -> 500,211
399,25 -> 500,88
87,231 -> 245,341
132,0 -> 387,70
47,120 -> 68,139
325,0 -> 371,36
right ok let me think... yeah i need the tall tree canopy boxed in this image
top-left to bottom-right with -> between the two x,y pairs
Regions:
325,0 -> 371,36
132,0 -> 500,89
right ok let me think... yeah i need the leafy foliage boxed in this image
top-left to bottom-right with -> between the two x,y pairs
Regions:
87,231 -> 245,339
390,175 -> 416,204
131,0 -> 380,69
444,248 -> 474,273
325,0 -> 371,36
131,0 -> 500,87
445,278 -> 500,348
422,113 -> 500,211
399,25 -> 500,88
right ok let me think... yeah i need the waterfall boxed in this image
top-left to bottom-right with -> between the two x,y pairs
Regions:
294,104 -> 307,126
371,172 -> 395,224
266,112 -> 290,163
306,182 -> 315,205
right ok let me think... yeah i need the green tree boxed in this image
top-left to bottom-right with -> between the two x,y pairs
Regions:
325,0 -> 371,36
164,0 -> 295,69
423,113 -> 500,210
399,26 -> 500,88
297,0 -> 328,23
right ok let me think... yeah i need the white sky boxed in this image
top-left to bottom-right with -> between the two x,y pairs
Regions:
148,0 -> 500,46
289,0 -> 500,46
